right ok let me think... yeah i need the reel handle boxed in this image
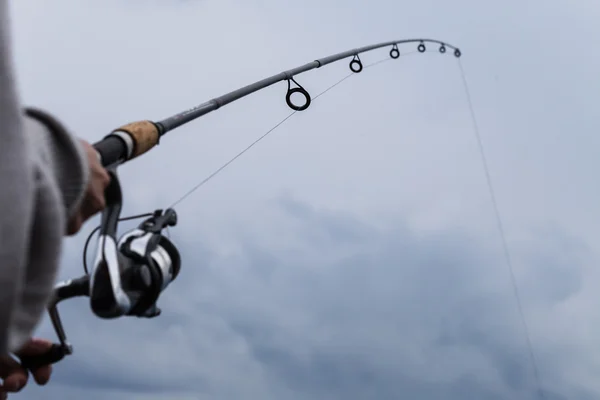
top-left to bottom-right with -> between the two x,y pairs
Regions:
18,276 -> 89,370
19,344 -> 70,371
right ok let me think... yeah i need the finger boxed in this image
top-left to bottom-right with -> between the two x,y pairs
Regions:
97,167 -> 111,188
90,189 -> 106,212
81,180 -> 107,220
79,196 -> 104,222
67,213 -> 83,236
0,355 -> 28,393
15,338 -> 53,357
14,339 -> 53,386
29,365 -> 52,386
0,371 -> 28,393
93,168 -> 110,201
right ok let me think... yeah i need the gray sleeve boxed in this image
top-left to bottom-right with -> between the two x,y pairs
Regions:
24,107 -> 90,221
6,114 -> 89,354
0,0 -> 89,354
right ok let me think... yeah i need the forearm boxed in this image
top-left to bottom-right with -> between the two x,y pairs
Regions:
24,108 -> 89,221
3,113 -> 89,354
0,0 -> 35,354
0,0 -> 89,353
0,126 -> 35,356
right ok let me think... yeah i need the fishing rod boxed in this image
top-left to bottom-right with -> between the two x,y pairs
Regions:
18,37 -> 461,370
94,38 -> 460,167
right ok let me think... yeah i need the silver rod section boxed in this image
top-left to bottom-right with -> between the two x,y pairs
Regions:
157,38 -> 459,133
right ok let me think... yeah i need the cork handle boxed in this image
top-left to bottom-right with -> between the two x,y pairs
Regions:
113,120 -> 159,159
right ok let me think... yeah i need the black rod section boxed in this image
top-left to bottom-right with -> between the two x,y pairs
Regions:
156,38 -> 460,133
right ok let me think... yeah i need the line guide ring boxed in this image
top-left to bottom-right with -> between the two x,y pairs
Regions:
285,78 -> 311,111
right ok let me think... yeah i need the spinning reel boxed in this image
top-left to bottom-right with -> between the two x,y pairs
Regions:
20,169 -> 181,370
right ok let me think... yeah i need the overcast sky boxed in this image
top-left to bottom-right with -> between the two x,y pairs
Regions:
6,0 -> 600,398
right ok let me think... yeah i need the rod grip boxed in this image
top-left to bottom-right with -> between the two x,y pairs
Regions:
115,120 -> 160,159
93,120 -> 160,167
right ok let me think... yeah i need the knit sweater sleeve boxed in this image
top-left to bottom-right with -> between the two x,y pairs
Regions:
0,0 -> 89,354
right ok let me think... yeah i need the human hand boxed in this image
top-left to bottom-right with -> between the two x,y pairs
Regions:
67,139 -> 111,235
0,338 -> 53,399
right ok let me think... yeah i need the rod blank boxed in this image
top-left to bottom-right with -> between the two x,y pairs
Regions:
95,38 -> 460,167
156,38 -> 460,133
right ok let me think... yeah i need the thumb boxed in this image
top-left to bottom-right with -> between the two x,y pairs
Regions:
15,338 -> 53,356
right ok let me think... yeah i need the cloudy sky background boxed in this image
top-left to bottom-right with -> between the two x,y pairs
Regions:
7,0 -> 600,398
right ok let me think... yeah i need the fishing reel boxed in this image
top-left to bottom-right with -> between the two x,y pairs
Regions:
19,169 -> 181,370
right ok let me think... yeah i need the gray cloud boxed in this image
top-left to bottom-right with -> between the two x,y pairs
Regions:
8,0 -> 600,399
21,195 -> 595,399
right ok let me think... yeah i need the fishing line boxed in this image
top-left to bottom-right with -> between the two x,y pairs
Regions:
167,52 -> 417,208
38,36 -> 544,398
457,60 -> 545,399
165,50 -> 546,398
79,53 -> 390,275
31,38 -> 476,372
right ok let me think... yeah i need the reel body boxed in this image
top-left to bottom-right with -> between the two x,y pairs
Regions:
20,169 -> 181,370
